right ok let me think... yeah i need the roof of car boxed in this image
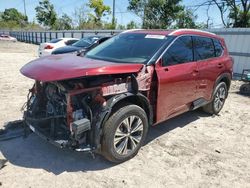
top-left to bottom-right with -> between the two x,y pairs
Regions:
125,29 -> 221,39
125,29 -> 173,35
59,38 -> 79,40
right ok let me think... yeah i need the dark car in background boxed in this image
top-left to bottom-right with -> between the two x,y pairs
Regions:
51,36 -> 110,56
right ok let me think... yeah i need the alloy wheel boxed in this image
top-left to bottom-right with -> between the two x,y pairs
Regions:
113,115 -> 144,155
214,87 -> 226,112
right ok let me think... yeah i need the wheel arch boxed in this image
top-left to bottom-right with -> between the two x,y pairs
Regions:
214,72 -> 231,96
105,92 -> 153,126
93,92 -> 153,151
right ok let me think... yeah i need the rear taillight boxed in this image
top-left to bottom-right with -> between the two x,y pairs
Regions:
44,45 -> 54,49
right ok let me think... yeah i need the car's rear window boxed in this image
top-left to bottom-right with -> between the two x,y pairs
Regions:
86,33 -> 168,64
49,39 -> 62,43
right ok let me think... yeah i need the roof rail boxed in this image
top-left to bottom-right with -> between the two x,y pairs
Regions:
169,29 -> 216,36
121,29 -> 144,33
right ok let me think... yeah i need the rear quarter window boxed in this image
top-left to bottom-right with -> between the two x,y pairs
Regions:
213,39 -> 224,57
193,36 -> 215,60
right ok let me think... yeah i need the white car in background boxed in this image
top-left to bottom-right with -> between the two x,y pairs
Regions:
38,38 -> 79,57
0,34 -> 17,42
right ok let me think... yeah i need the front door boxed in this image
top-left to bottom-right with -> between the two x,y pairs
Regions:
155,36 -> 198,123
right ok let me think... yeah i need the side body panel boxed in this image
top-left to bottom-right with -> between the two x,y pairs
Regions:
155,62 -> 198,123
195,38 -> 233,101
196,56 -> 231,100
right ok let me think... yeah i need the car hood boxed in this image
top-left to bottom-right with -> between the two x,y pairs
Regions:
52,46 -> 82,54
20,54 -> 144,82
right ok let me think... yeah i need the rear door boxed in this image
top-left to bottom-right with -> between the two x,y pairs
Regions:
193,36 -> 225,101
155,36 -> 198,123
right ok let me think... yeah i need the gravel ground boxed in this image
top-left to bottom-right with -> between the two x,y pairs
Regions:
0,41 -> 250,188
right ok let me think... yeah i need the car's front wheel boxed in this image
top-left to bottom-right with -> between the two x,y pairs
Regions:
101,104 -> 148,163
203,82 -> 228,115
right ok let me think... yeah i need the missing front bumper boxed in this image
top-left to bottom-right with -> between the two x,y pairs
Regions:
26,122 -> 93,152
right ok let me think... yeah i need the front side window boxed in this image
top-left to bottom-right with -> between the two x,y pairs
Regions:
162,36 -> 193,66
86,33 -> 168,64
193,36 -> 215,60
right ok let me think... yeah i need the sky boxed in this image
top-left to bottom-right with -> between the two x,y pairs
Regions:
0,0 -> 223,27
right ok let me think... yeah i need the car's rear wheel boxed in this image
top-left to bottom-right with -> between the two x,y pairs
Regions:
203,82 -> 228,115
101,104 -> 148,163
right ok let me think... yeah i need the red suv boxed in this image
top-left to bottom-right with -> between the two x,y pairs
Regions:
21,29 -> 233,162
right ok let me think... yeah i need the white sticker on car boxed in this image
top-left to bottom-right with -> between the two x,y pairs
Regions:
145,35 -> 165,39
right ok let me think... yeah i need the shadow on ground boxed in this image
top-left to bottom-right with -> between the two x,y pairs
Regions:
0,110 -> 210,175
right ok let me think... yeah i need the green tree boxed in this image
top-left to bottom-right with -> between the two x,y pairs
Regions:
126,21 -> 139,29
55,13 -> 73,30
88,0 -> 111,26
1,8 -> 28,28
103,20 -> 117,29
128,0 -> 185,29
175,9 -> 198,28
35,0 -> 57,29
117,24 -> 126,29
200,0 -> 250,27
73,5 -> 89,29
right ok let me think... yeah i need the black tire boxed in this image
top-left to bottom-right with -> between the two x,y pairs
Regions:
101,104 -> 148,163
203,82 -> 228,115
239,84 -> 250,95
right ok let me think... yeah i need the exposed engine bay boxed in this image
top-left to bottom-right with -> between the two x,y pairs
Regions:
23,68 -> 154,151
25,81 -> 93,150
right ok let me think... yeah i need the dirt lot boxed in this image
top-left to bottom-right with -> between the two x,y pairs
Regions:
0,41 -> 250,188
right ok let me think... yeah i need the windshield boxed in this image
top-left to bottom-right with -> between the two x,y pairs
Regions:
73,36 -> 100,48
86,33 -> 167,64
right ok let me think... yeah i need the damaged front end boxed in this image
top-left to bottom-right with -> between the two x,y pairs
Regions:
24,81 -> 95,151
23,68 -> 153,152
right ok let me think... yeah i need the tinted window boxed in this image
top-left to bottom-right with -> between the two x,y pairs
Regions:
73,38 -> 93,48
162,36 -> 193,66
65,39 -> 78,45
73,36 -> 100,48
86,33 -> 168,64
213,39 -> 223,57
99,37 -> 110,44
193,36 -> 215,60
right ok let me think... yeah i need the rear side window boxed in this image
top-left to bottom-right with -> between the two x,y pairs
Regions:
65,39 -> 78,45
213,39 -> 224,57
162,36 -> 193,66
99,37 -> 110,44
193,36 -> 215,60
49,39 -> 62,43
